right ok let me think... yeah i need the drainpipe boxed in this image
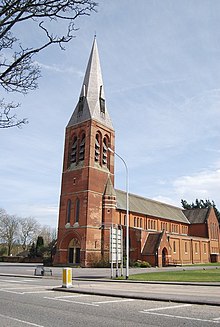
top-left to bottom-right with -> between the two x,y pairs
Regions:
191,239 -> 193,264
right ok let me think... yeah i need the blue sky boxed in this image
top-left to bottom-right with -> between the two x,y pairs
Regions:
1,0 -> 220,227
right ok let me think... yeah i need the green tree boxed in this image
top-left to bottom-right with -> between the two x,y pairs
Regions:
36,236 -> 44,257
28,242 -> 36,258
0,0 -> 97,128
181,199 -> 220,223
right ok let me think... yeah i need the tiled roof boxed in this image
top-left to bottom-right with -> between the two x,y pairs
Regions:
142,233 -> 162,255
183,208 -> 210,224
115,189 -> 190,224
67,38 -> 113,130
104,177 -> 116,197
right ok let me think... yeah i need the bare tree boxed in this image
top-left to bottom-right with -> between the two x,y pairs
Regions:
0,208 -> 19,255
0,0 -> 98,128
39,225 -> 57,245
19,216 -> 40,250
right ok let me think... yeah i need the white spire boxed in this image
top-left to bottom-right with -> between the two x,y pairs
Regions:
67,39 -> 113,129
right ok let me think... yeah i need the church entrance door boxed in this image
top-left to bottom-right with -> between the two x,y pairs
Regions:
68,238 -> 81,264
162,247 -> 168,267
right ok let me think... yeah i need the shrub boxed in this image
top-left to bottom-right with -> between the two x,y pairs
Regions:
43,257 -> 53,266
132,260 -> 151,268
91,259 -> 110,268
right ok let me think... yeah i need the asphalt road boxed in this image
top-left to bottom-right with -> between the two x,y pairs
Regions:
0,262 -> 219,279
0,276 -> 220,327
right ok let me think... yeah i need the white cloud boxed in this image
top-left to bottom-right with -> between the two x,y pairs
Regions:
152,195 -> 179,207
6,204 -> 59,228
173,168 -> 220,206
35,61 -> 84,76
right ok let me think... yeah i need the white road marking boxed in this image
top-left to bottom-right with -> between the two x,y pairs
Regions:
92,299 -> 134,304
0,285 -> 54,294
140,311 -> 220,324
22,279 -> 40,282
44,295 -> 134,307
52,294 -> 90,299
0,313 -> 45,327
0,279 -> 27,283
44,296 -> 99,306
21,290 -> 54,294
142,304 -> 192,311
0,289 -> 51,295
214,318 -> 220,321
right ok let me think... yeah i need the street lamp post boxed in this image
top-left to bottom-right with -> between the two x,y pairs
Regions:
108,147 -> 129,279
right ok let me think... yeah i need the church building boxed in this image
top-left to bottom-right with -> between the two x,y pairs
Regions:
54,39 -> 220,267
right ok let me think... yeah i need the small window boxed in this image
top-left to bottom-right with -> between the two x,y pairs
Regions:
173,241 -> 176,253
70,136 -> 77,164
75,198 -> 80,223
95,133 -> 100,163
195,243 -> 198,254
100,98 -> 105,114
78,96 -> 84,117
79,133 -> 85,161
102,137 -> 108,165
185,242 -> 187,253
99,85 -> 105,114
134,217 -> 136,227
140,218 -> 142,228
66,199 -> 71,223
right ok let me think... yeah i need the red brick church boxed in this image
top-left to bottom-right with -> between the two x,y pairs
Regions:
54,39 -> 220,267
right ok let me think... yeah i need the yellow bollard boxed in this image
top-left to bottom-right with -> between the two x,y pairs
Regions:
62,268 -> 72,288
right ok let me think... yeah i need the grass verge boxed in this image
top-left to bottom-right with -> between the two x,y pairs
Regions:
127,269 -> 220,282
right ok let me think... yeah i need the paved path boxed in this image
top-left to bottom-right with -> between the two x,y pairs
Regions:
54,278 -> 220,306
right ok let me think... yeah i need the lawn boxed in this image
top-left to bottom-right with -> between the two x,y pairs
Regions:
128,268 -> 220,282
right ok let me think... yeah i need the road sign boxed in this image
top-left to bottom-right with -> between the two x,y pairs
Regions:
110,227 -> 123,263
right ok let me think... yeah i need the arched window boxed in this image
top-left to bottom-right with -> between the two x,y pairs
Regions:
95,133 -> 101,163
70,136 -> 77,164
66,199 -> 71,223
140,218 -> 142,228
75,198 -> 80,223
79,133 -> 85,161
173,241 -> 176,253
102,136 -> 108,166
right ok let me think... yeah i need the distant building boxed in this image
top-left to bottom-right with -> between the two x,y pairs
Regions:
54,39 -> 220,267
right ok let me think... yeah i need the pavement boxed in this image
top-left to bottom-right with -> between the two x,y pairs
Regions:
0,264 -> 220,306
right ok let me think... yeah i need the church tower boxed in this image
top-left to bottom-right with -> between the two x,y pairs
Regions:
54,39 -> 115,267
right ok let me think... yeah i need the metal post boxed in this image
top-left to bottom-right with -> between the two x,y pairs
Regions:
120,227 -> 123,276
116,224 -> 118,277
110,225 -> 114,279
108,147 -> 129,280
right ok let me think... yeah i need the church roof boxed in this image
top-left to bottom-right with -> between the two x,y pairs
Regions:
104,177 -> 116,198
183,208 -> 210,224
141,233 -> 162,255
115,189 -> 190,224
67,38 -> 113,130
